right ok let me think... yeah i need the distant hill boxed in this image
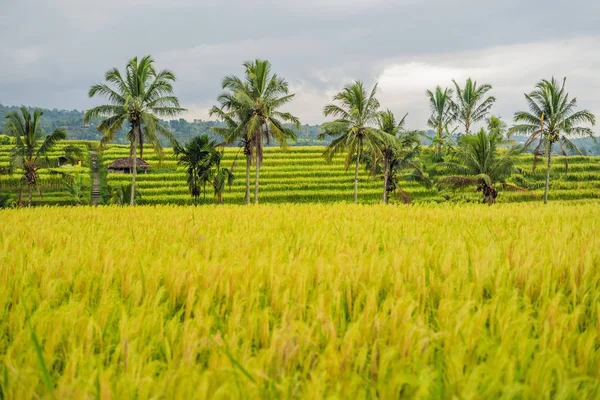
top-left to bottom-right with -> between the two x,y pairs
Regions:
1,103 -> 599,154
0,104 -> 329,147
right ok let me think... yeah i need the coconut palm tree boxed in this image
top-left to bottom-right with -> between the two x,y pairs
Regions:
452,78 -> 496,135
211,59 -> 300,204
209,106 -> 253,204
370,110 -> 430,203
511,77 -> 596,204
426,86 -> 455,158
437,128 -> 529,204
320,81 -> 382,203
487,116 -> 508,138
5,107 -> 67,206
84,55 -> 185,205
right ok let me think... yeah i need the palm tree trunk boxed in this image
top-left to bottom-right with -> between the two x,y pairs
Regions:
544,138 -> 552,205
245,154 -> 250,205
436,129 -> 441,157
255,159 -> 259,204
354,145 -> 361,204
382,152 -> 390,204
28,184 -> 32,207
139,130 -> 144,159
130,125 -> 138,206
255,127 -> 263,205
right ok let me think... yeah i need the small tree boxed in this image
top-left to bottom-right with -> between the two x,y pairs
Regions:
201,147 -> 235,204
175,135 -> 235,205
438,129 -> 529,204
109,184 -> 141,206
174,136 -> 213,205
63,174 -> 88,205
5,107 -> 67,206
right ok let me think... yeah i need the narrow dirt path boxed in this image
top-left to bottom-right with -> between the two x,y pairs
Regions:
90,151 -> 100,205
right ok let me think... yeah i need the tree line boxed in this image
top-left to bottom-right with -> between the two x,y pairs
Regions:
2,55 -> 596,206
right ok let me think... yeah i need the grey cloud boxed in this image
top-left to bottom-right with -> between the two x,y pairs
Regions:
0,0 -> 599,125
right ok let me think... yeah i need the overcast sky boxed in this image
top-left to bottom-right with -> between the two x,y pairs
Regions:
1,0 -> 599,130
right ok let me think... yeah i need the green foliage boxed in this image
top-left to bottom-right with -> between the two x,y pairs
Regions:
511,77 -> 596,203
4,107 -> 68,206
321,81 -> 384,202
437,128 -> 527,204
452,78 -> 496,134
426,86 -> 455,159
174,135 -> 235,205
108,184 -> 141,206
62,174 -> 89,205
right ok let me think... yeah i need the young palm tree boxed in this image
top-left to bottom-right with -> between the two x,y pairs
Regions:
174,135 -> 213,205
211,59 -> 300,204
5,107 -> 67,206
320,81 -> 382,203
84,55 -> 185,205
426,86 -> 455,158
487,116 -> 508,137
201,145 -> 235,205
437,129 -> 528,204
511,77 -> 596,204
452,78 -> 496,134
62,174 -> 88,205
109,184 -> 141,206
371,110 -> 429,203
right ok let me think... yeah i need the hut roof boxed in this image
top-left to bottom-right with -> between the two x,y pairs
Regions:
107,158 -> 151,170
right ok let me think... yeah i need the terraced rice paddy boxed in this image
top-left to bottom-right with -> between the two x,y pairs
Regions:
0,142 -> 92,206
102,145 -> 600,205
1,202 -> 599,398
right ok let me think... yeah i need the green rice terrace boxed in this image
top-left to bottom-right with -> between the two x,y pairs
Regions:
99,145 -> 600,205
2,142 -> 600,206
0,141 -> 93,206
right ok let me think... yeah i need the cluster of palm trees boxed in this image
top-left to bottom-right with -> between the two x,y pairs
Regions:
3,54 -> 596,207
174,135 -> 234,205
319,82 -> 428,203
423,77 -> 595,204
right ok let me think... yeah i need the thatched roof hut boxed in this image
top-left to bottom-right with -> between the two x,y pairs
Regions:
107,158 -> 151,174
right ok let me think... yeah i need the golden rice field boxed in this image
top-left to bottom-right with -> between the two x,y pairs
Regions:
1,202 -> 599,399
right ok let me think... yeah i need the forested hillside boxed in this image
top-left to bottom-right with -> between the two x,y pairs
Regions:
0,104 -> 328,146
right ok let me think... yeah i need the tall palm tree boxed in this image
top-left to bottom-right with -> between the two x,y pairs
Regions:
211,59 -> 300,204
320,81 -> 382,203
426,86 -> 455,158
511,77 -> 596,204
209,106 -> 253,204
437,129 -> 528,204
84,55 -> 185,205
452,78 -> 496,135
371,110 -> 429,203
5,107 -> 67,206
